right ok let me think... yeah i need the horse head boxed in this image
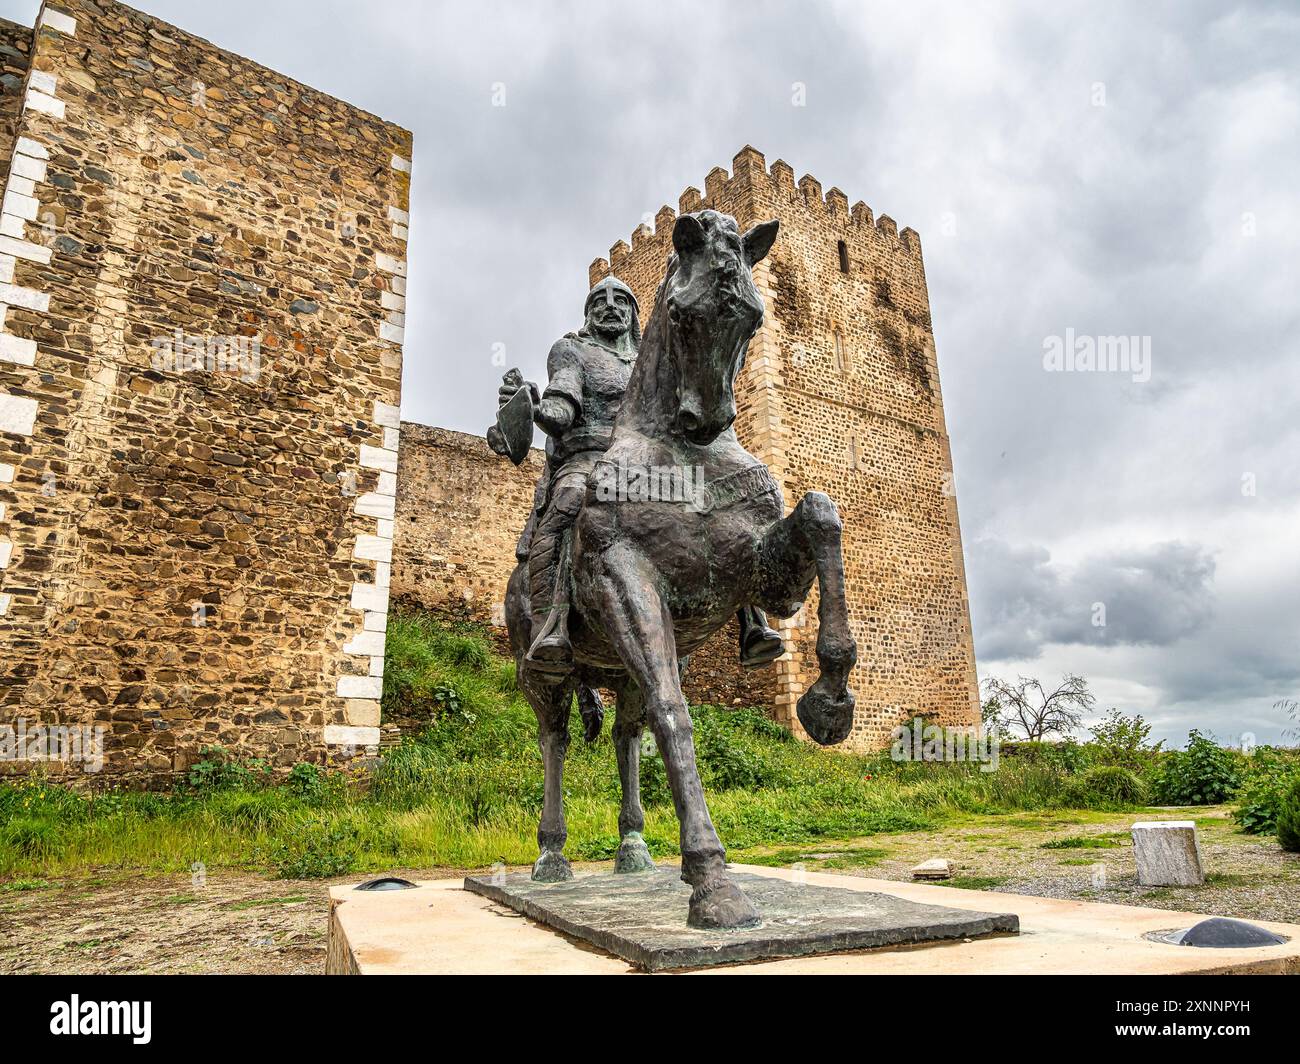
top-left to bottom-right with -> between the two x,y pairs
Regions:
660,210 -> 778,446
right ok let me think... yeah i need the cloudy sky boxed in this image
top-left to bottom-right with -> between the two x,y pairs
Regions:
5,0 -> 1297,746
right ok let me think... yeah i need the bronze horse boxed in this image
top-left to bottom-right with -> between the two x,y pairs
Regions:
505,209 -> 856,928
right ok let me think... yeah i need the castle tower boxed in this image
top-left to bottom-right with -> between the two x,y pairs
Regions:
0,1 -> 410,778
588,147 -> 978,746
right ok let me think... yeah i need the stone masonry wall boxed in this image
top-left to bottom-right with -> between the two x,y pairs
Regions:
390,423 -> 543,627
587,147 -> 979,748
0,0 -> 412,780
0,18 -> 32,185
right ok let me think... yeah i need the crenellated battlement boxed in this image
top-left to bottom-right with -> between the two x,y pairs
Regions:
589,145 -> 922,283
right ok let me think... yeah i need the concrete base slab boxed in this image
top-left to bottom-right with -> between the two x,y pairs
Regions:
463,866 -> 1018,971
327,863 -> 1300,975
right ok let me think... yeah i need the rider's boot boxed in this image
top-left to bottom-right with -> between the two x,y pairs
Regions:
738,606 -> 784,667
527,531 -> 574,678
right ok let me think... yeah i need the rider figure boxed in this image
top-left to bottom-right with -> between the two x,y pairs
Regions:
497,276 -> 784,678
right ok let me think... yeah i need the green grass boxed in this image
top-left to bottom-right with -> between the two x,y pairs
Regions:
0,609 -> 1144,882
946,875 -> 1009,891
1041,833 -> 1126,850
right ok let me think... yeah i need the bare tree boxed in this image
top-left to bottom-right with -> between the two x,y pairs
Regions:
981,675 -> 1095,741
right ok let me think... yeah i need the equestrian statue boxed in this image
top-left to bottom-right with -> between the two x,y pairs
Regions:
487,210 -> 856,929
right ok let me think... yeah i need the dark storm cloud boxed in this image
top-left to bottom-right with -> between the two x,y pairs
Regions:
969,538 -> 1217,660
2,0 -> 1294,743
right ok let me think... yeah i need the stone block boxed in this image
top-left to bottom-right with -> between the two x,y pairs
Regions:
911,858 -> 954,880
1131,821 -> 1204,886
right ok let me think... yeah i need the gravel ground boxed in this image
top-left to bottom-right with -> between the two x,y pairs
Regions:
748,805 -> 1300,924
2,805 -> 1296,973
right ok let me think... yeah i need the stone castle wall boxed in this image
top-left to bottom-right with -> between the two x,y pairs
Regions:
0,0 -> 411,780
584,147 -> 979,747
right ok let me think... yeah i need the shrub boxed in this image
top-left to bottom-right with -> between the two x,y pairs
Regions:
1276,779 -> 1300,854
1233,752 -> 1300,834
258,817 -> 359,879
1003,739 -> 1087,774
1151,730 -> 1242,805
285,762 -> 347,807
1088,709 -> 1161,770
181,745 -> 272,794
1063,765 -> 1148,809
2,816 -> 63,858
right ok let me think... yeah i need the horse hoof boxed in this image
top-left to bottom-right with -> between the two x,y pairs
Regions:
531,849 -> 573,883
614,832 -> 656,873
797,681 -> 855,746
688,879 -> 762,930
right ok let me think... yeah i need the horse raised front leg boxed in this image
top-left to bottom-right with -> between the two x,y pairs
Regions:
612,681 -> 655,873
759,491 -> 857,745
591,545 -> 760,928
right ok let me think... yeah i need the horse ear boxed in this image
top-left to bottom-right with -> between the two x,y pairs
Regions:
743,219 -> 779,264
673,214 -> 706,258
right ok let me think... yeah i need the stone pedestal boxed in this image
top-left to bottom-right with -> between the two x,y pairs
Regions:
463,866 -> 1017,971
1131,820 -> 1204,886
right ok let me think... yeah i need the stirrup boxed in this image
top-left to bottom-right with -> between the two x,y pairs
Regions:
526,609 -> 573,677
740,624 -> 784,667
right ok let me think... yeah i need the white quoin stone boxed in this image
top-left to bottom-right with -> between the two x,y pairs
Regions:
323,724 -> 380,747
342,630 -> 387,657
27,70 -> 57,96
1131,821 -> 1204,887
0,592 -> 10,617
373,400 -> 400,428
350,582 -> 389,613
0,255 -> 14,283
0,234 -> 52,265
336,674 -> 383,700
39,8 -> 77,34
376,471 -> 397,497
379,321 -> 404,345
353,534 -> 393,563
391,155 -> 411,173
0,462 -> 14,483
382,426 -> 400,451
362,611 -> 388,633
374,252 -> 406,276
0,392 -> 39,436
0,332 -> 37,366
14,137 -> 49,161
387,206 -> 409,224
0,539 -> 12,568
359,444 -> 398,473
354,492 -> 395,519
0,282 -> 51,312
10,153 -> 46,182
2,190 -> 39,222
1,214 -> 27,238
24,90 -> 65,119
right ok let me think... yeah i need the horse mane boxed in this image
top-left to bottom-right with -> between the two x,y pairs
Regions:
616,254 -> 678,437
